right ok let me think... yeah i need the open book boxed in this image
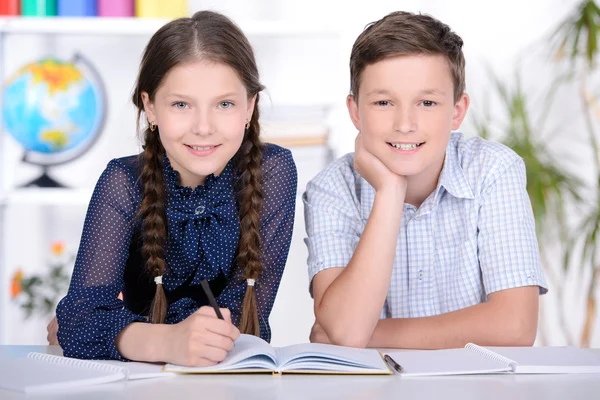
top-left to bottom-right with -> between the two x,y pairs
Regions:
0,353 -> 173,394
385,343 -> 600,376
164,334 -> 392,375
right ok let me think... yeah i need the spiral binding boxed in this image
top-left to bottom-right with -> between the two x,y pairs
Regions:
465,343 -> 517,371
27,352 -> 127,376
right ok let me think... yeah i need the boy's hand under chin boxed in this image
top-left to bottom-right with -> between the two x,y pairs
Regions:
354,132 -> 408,197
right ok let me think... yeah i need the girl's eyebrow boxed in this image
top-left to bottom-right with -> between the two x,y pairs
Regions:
164,91 -> 242,101
164,93 -> 194,101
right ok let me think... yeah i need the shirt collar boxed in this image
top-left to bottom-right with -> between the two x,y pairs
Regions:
163,153 -> 234,200
437,133 -> 475,200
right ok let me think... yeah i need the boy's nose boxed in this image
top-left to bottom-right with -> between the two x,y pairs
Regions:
393,107 -> 417,134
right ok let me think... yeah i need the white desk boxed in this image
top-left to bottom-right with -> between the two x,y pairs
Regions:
1,345 -> 599,400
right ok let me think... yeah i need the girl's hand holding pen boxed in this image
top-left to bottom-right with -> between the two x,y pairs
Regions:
166,306 -> 240,367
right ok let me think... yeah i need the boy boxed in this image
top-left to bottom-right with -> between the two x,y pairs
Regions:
304,11 -> 547,349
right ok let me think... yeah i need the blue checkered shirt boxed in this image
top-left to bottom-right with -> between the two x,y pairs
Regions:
304,132 -> 547,319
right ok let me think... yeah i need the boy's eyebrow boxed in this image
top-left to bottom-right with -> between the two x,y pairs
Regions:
364,89 -> 393,97
418,89 -> 446,96
364,88 -> 446,97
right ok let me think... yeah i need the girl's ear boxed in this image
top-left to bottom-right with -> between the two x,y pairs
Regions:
141,92 -> 157,124
246,94 -> 257,122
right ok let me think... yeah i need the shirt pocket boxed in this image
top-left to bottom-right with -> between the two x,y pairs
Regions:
435,239 -> 484,313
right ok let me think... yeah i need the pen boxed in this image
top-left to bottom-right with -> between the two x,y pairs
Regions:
200,279 -> 224,320
384,354 -> 403,373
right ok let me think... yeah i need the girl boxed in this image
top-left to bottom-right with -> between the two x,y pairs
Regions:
54,11 -> 297,367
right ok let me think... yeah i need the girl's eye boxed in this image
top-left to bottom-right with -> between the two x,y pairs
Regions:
173,102 -> 188,109
219,101 -> 234,109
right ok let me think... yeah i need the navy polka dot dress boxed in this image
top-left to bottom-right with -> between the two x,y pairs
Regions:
56,144 -> 297,360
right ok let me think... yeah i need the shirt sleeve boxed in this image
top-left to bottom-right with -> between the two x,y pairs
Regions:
477,158 -> 548,295
303,157 -> 363,296
56,159 -> 148,360
164,297 -> 200,323
216,146 -> 297,342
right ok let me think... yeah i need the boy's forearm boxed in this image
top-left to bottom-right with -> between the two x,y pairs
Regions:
115,322 -> 172,362
367,292 -> 538,349
316,189 -> 404,347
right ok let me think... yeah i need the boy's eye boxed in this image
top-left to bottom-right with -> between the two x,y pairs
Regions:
375,100 -> 391,106
421,100 -> 436,107
219,101 -> 234,109
172,102 -> 188,109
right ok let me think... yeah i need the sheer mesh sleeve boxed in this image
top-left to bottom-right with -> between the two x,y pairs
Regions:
217,145 -> 297,341
56,159 -> 147,360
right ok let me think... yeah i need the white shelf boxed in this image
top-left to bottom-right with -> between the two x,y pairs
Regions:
0,17 -> 338,37
0,188 -> 92,206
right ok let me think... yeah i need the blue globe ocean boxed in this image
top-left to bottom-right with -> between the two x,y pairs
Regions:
2,57 -> 105,169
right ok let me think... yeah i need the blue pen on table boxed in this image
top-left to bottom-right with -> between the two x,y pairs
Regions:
384,354 -> 404,373
200,279 -> 224,320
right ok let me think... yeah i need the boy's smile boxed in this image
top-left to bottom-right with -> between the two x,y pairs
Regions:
387,141 -> 425,153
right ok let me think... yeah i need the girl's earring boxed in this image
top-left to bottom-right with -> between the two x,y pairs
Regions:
149,121 -> 157,132
245,119 -> 250,130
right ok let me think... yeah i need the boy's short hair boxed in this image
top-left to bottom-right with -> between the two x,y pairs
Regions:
350,11 -> 466,103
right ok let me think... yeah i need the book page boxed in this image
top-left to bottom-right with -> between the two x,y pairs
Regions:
94,360 -> 175,379
164,334 -> 277,372
0,357 -> 125,393
385,348 -> 510,376
276,343 -> 388,372
484,346 -> 600,374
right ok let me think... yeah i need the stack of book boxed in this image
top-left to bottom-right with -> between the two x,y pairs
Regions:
260,104 -> 330,149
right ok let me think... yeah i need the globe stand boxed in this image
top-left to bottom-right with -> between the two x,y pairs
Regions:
20,168 -> 66,188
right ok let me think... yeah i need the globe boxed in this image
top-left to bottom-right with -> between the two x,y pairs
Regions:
1,55 -> 106,187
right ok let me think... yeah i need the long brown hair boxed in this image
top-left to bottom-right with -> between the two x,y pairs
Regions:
350,11 -> 465,102
131,11 -> 264,336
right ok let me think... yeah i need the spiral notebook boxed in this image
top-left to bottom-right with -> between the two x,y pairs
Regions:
0,353 -> 173,394
385,343 -> 600,376
164,334 -> 392,375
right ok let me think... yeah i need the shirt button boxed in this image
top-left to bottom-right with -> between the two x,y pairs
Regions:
418,270 -> 423,280
195,205 -> 205,215
414,214 -> 421,221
